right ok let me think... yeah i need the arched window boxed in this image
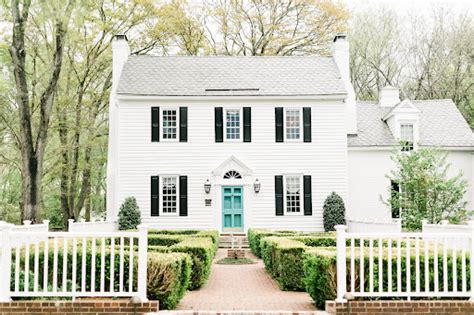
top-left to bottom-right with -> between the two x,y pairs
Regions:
223,170 -> 242,179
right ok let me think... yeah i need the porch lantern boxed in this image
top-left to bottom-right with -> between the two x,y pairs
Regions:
204,179 -> 212,194
253,179 -> 261,193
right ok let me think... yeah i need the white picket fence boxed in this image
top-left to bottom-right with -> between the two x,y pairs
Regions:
11,220 -> 50,248
0,221 -> 148,302
68,219 -> 118,233
335,225 -> 474,302
347,219 -> 401,233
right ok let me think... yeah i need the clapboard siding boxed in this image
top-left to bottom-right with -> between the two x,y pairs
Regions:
116,98 -> 347,232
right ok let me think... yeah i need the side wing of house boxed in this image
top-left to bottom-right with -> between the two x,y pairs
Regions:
347,92 -> 474,222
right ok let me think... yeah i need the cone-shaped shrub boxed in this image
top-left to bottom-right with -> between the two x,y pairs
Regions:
323,192 -> 346,232
118,197 -> 141,230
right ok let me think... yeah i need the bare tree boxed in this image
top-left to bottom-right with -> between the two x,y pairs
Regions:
202,0 -> 348,56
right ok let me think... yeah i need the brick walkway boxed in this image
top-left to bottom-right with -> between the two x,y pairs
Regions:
176,249 -> 319,312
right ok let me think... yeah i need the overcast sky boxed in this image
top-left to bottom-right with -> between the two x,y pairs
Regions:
343,0 -> 473,13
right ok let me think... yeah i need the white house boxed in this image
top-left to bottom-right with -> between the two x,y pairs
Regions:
106,34 -> 473,232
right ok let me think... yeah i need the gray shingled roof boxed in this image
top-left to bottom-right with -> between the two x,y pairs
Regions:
348,100 -> 474,147
117,56 -> 347,96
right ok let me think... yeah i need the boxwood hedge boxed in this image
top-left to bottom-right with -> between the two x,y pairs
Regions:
303,247 -> 472,309
260,236 -> 308,290
11,241 -> 192,309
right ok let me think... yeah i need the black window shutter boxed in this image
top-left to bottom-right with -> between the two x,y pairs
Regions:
179,176 -> 188,216
179,107 -> 188,142
275,107 -> 284,142
303,107 -> 312,142
243,107 -> 251,142
151,107 -> 160,142
303,175 -> 312,216
151,176 -> 159,216
215,107 -> 223,142
275,175 -> 284,216
391,180 -> 400,219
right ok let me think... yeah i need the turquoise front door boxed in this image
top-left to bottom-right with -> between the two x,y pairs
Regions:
222,186 -> 244,231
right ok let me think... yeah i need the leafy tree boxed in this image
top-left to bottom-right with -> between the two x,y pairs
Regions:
387,147 -> 469,230
323,192 -> 346,232
118,197 -> 141,230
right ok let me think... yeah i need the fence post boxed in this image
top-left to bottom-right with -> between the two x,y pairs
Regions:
43,220 -> 50,231
0,221 -> 13,302
469,221 -> 474,301
137,224 -> 148,301
335,225 -> 347,302
68,219 -> 74,232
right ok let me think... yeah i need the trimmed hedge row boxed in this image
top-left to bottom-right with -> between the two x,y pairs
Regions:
248,229 -> 298,258
147,252 -> 191,309
251,228 -> 472,310
147,231 -> 218,290
11,243 -> 192,309
260,236 -> 307,290
303,247 -> 472,309
149,229 -> 219,248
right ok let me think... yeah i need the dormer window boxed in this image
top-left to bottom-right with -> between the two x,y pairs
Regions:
400,124 -> 414,151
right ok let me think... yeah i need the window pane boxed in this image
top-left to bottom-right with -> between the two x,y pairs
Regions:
162,177 -> 177,213
286,176 -> 301,213
286,109 -> 301,140
162,110 -> 177,139
400,124 -> 414,141
226,110 -> 240,140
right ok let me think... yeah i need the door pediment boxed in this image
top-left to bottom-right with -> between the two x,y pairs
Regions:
212,155 -> 253,177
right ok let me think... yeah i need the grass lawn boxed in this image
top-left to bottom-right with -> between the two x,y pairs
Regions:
215,257 -> 257,265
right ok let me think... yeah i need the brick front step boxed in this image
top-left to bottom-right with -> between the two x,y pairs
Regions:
218,234 -> 249,248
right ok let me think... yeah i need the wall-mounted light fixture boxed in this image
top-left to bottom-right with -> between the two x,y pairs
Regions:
204,179 -> 211,194
254,179 -> 261,193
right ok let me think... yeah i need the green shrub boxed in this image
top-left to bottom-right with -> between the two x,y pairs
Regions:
303,247 -> 472,309
248,228 -> 297,258
11,241 -> 191,308
260,237 -> 308,291
323,192 -> 346,232
148,234 -> 186,246
149,229 -> 200,235
147,252 -> 192,309
290,235 -> 337,247
118,197 -> 141,230
170,237 -> 214,290
148,230 -> 219,254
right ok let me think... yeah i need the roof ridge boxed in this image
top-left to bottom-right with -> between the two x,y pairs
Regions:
128,54 -> 331,59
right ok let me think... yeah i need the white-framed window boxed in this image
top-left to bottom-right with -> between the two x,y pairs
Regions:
161,176 -> 178,214
400,123 -> 414,151
225,108 -> 241,141
284,175 -> 302,214
285,109 -> 302,141
162,109 -> 178,140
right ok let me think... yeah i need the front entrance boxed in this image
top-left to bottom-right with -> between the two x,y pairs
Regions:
222,186 -> 243,232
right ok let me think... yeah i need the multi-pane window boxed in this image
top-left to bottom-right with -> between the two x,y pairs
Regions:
285,109 -> 301,140
285,176 -> 301,213
162,176 -> 177,214
400,124 -> 414,151
162,109 -> 177,140
226,109 -> 241,140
